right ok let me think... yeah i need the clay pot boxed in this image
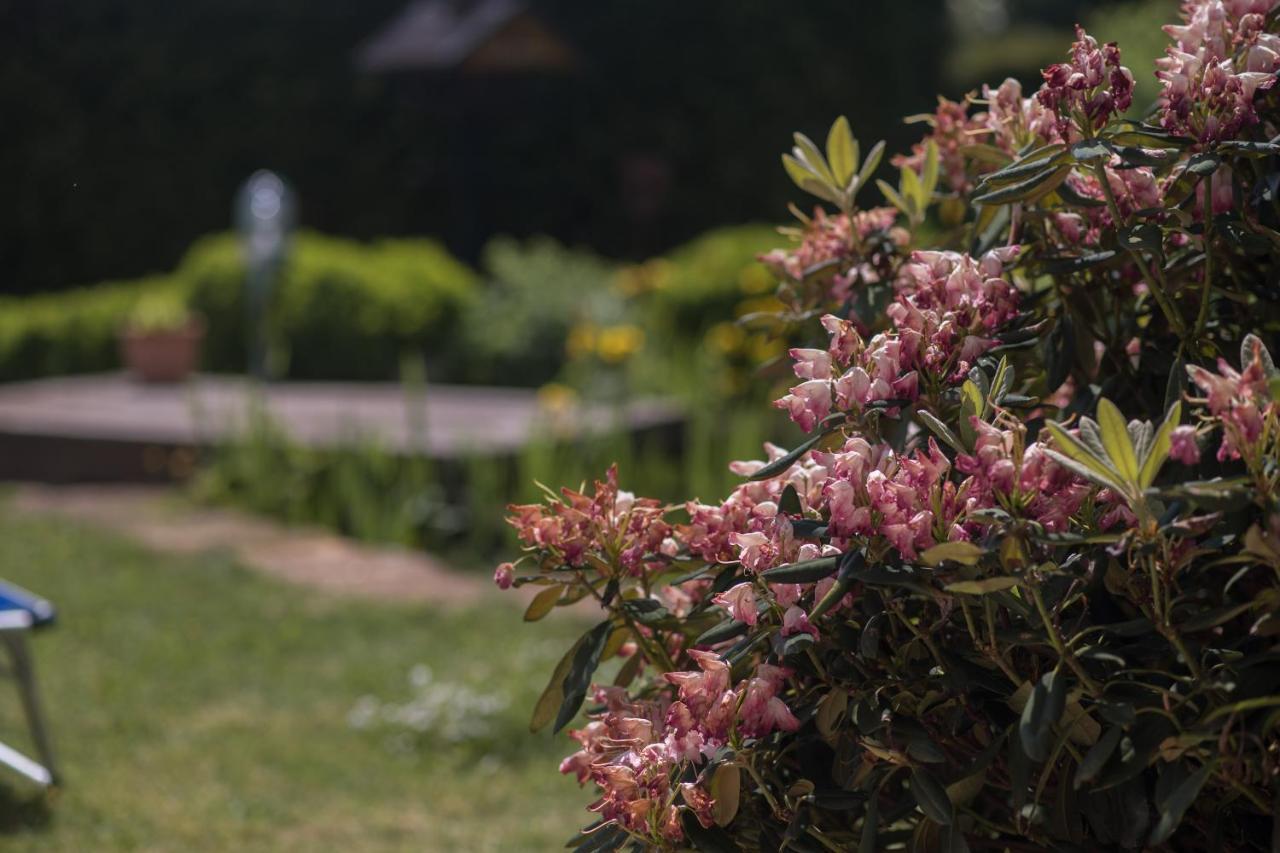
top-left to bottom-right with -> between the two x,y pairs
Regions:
119,318 -> 205,383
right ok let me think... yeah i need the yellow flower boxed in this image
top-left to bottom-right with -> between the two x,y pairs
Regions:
596,324 -> 645,363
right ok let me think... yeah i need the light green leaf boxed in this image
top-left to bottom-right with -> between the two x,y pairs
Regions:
945,577 -> 1019,595
1139,402 -> 1181,489
826,116 -> 857,187
900,164 -> 923,218
877,179 -> 909,217
793,133 -> 835,184
1044,421 -> 1126,491
782,153 -> 819,190
1097,398 -> 1139,484
857,140 -> 885,196
921,139 -> 940,199
523,583 -> 564,622
921,541 -> 985,567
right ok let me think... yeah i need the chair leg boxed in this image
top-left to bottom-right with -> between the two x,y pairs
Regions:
3,631 -> 58,786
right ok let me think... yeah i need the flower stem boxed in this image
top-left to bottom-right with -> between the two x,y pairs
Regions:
1031,586 -> 1101,696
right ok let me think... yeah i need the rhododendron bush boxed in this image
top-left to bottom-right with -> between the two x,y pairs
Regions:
495,6 -> 1280,851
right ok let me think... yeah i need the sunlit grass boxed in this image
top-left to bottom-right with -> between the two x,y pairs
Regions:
0,512 -> 590,851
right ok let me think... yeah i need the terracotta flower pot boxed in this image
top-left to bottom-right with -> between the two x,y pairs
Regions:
119,319 -> 206,383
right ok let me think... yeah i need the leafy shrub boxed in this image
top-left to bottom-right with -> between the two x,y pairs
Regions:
0,275 -> 179,381
456,236 -> 620,388
0,232 -> 477,382
183,231 -> 478,379
496,9 -> 1280,852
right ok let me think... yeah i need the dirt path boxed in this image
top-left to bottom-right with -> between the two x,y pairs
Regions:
10,484 -> 500,606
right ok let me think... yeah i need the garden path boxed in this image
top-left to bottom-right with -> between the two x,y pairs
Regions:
9,484 -> 500,606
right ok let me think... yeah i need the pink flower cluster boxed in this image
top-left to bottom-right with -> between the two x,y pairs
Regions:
681,443 -> 830,567
506,466 -> 671,576
956,418 -> 1093,532
894,81 -> 1058,194
560,657 -> 799,844
1158,0 -> 1280,142
820,435 -> 965,560
774,248 -> 1021,432
1037,26 -> 1136,138
758,207 -> 905,303
1187,336 -> 1277,460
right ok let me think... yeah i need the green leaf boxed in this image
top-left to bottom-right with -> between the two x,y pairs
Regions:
877,178 -> 910,216
747,431 -> 829,481
710,763 -> 741,827
921,139 -> 940,199
779,484 -> 802,515
695,619 -> 749,646
530,636 -> 582,732
1139,402 -> 1181,489
1186,152 -> 1221,176
859,793 -> 879,853
1097,398 -> 1139,484
524,583 -> 564,622
857,140 -> 886,194
1044,421 -> 1126,491
1120,222 -> 1163,257
911,768 -> 954,826
901,165 -> 923,217
793,133 -> 835,184
762,556 -> 838,583
1164,356 -> 1187,414
553,619 -> 614,733
917,409 -> 966,453
921,541 -> 985,567
782,153 -> 819,189
1074,726 -> 1123,789
973,163 -> 1070,205
1071,138 -> 1112,162
945,576 -> 1019,595
1020,669 -> 1067,762
1149,762 -> 1215,845
826,116 -> 857,187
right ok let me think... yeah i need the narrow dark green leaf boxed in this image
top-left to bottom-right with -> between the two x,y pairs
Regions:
917,409 -> 966,453
1186,152 -> 1222,176
1020,669 -> 1068,761
779,484 -> 802,515
762,556 -> 838,583
1149,762 -> 1215,845
747,431 -> 829,481
695,618 -> 749,646
554,620 -> 614,733
911,768 -> 954,826
859,793 -> 879,853
1075,726 -> 1124,789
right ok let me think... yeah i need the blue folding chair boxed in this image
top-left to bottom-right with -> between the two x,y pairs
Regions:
0,581 -> 58,788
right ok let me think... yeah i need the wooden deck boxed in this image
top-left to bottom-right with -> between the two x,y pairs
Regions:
0,374 -> 682,482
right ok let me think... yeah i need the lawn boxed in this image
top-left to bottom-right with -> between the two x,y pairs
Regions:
0,511 -> 591,851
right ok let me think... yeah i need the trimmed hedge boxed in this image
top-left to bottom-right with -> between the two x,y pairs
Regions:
0,232 -> 478,382
184,232 -> 478,379
0,276 -> 180,382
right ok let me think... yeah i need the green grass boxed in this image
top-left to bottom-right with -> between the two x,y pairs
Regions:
0,512 -> 591,851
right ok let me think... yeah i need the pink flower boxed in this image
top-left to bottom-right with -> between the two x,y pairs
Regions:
781,605 -> 819,639
712,582 -> 758,626
493,561 -> 514,590
1037,26 -> 1135,137
774,379 -> 832,433
1170,426 -> 1202,465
